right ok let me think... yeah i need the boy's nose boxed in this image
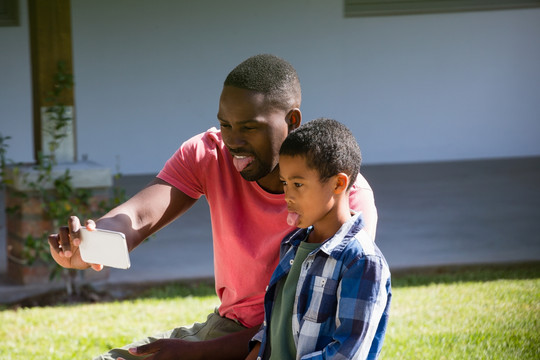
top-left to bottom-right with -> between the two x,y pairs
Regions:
284,194 -> 294,204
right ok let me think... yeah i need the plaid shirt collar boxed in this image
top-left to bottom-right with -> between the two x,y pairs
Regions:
282,212 -> 365,259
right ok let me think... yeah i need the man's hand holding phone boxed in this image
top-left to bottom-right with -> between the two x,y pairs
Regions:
48,216 -> 130,271
48,216 -> 101,270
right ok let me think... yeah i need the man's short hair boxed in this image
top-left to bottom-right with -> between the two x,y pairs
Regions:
280,118 -> 361,189
224,54 -> 301,111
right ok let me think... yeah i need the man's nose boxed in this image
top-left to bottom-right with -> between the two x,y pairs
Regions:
225,128 -> 247,149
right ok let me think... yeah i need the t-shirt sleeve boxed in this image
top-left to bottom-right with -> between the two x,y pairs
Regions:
349,173 -> 378,241
157,131 -> 216,199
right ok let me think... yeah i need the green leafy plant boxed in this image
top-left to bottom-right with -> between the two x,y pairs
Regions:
43,60 -> 73,159
0,61 -> 125,290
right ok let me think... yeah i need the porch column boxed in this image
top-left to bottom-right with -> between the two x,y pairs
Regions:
28,0 -> 76,163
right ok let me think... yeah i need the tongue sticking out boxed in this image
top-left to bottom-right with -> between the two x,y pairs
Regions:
287,212 -> 300,227
232,156 -> 254,172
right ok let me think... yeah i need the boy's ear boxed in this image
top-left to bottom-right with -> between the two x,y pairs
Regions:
334,173 -> 350,194
287,108 -> 302,131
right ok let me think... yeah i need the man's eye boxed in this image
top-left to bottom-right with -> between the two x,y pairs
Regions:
220,123 -> 231,129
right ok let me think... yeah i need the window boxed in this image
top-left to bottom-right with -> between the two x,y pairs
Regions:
0,0 -> 19,26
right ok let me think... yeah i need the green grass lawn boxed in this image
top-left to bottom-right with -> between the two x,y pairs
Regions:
1,263 -> 539,359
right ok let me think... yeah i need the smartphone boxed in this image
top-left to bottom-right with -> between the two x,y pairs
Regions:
79,228 -> 131,269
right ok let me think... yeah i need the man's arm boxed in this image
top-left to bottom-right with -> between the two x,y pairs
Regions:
49,178 -> 197,269
245,342 -> 261,360
349,174 -> 378,241
122,326 -> 261,360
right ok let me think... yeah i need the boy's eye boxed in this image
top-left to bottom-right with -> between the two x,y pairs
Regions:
294,183 -> 303,188
280,180 -> 287,186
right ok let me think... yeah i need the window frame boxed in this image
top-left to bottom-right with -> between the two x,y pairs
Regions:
344,0 -> 540,17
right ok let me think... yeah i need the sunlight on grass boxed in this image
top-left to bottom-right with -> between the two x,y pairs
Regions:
383,278 -> 539,359
1,289 -> 219,360
1,268 -> 539,360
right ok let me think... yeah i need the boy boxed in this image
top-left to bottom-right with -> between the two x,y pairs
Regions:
248,118 -> 391,360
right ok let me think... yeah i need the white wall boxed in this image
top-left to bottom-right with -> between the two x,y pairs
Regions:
1,0 -> 539,174
0,0 -> 32,164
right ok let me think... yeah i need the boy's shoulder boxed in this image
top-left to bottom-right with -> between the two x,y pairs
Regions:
352,228 -> 378,256
336,228 -> 388,268
319,214 -> 375,257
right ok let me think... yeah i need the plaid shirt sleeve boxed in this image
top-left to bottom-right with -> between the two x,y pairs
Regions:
250,322 -> 265,348
299,253 -> 391,360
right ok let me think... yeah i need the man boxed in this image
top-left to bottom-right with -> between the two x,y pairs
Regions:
48,54 -> 378,360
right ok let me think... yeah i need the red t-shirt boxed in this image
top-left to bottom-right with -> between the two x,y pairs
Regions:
157,128 -> 377,327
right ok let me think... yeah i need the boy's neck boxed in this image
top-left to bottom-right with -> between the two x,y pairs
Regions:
307,198 -> 352,243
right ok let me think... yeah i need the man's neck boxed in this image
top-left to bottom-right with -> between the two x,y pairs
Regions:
256,168 -> 284,194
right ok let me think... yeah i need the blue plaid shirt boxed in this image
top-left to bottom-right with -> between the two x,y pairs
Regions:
253,213 -> 391,360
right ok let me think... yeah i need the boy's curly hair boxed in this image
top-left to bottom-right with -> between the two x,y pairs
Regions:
280,118 -> 361,189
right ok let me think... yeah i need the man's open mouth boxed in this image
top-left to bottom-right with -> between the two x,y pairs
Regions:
232,155 -> 254,172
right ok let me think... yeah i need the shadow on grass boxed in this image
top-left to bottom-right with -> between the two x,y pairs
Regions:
130,262 -> 540,301
133,280 -> 216,300
2,279 -> 218,310
391,261 -> 540,288
6,262 -> 539,309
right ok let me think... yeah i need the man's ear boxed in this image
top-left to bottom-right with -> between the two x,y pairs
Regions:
287,108 -> 302,131
334,173 -> 350,195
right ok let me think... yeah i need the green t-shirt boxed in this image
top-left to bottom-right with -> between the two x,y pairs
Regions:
269,240 -> 321,360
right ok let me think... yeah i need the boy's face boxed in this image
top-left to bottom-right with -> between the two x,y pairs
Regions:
279,154 -> 336,228
218,86 -> 296,186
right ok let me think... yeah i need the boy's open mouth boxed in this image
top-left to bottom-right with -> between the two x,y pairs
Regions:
287,211 -> 300,226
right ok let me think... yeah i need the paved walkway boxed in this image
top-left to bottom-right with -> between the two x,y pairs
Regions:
1,157 -> 539,304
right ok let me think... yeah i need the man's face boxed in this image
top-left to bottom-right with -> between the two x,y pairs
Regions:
217,86 -> 291,183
